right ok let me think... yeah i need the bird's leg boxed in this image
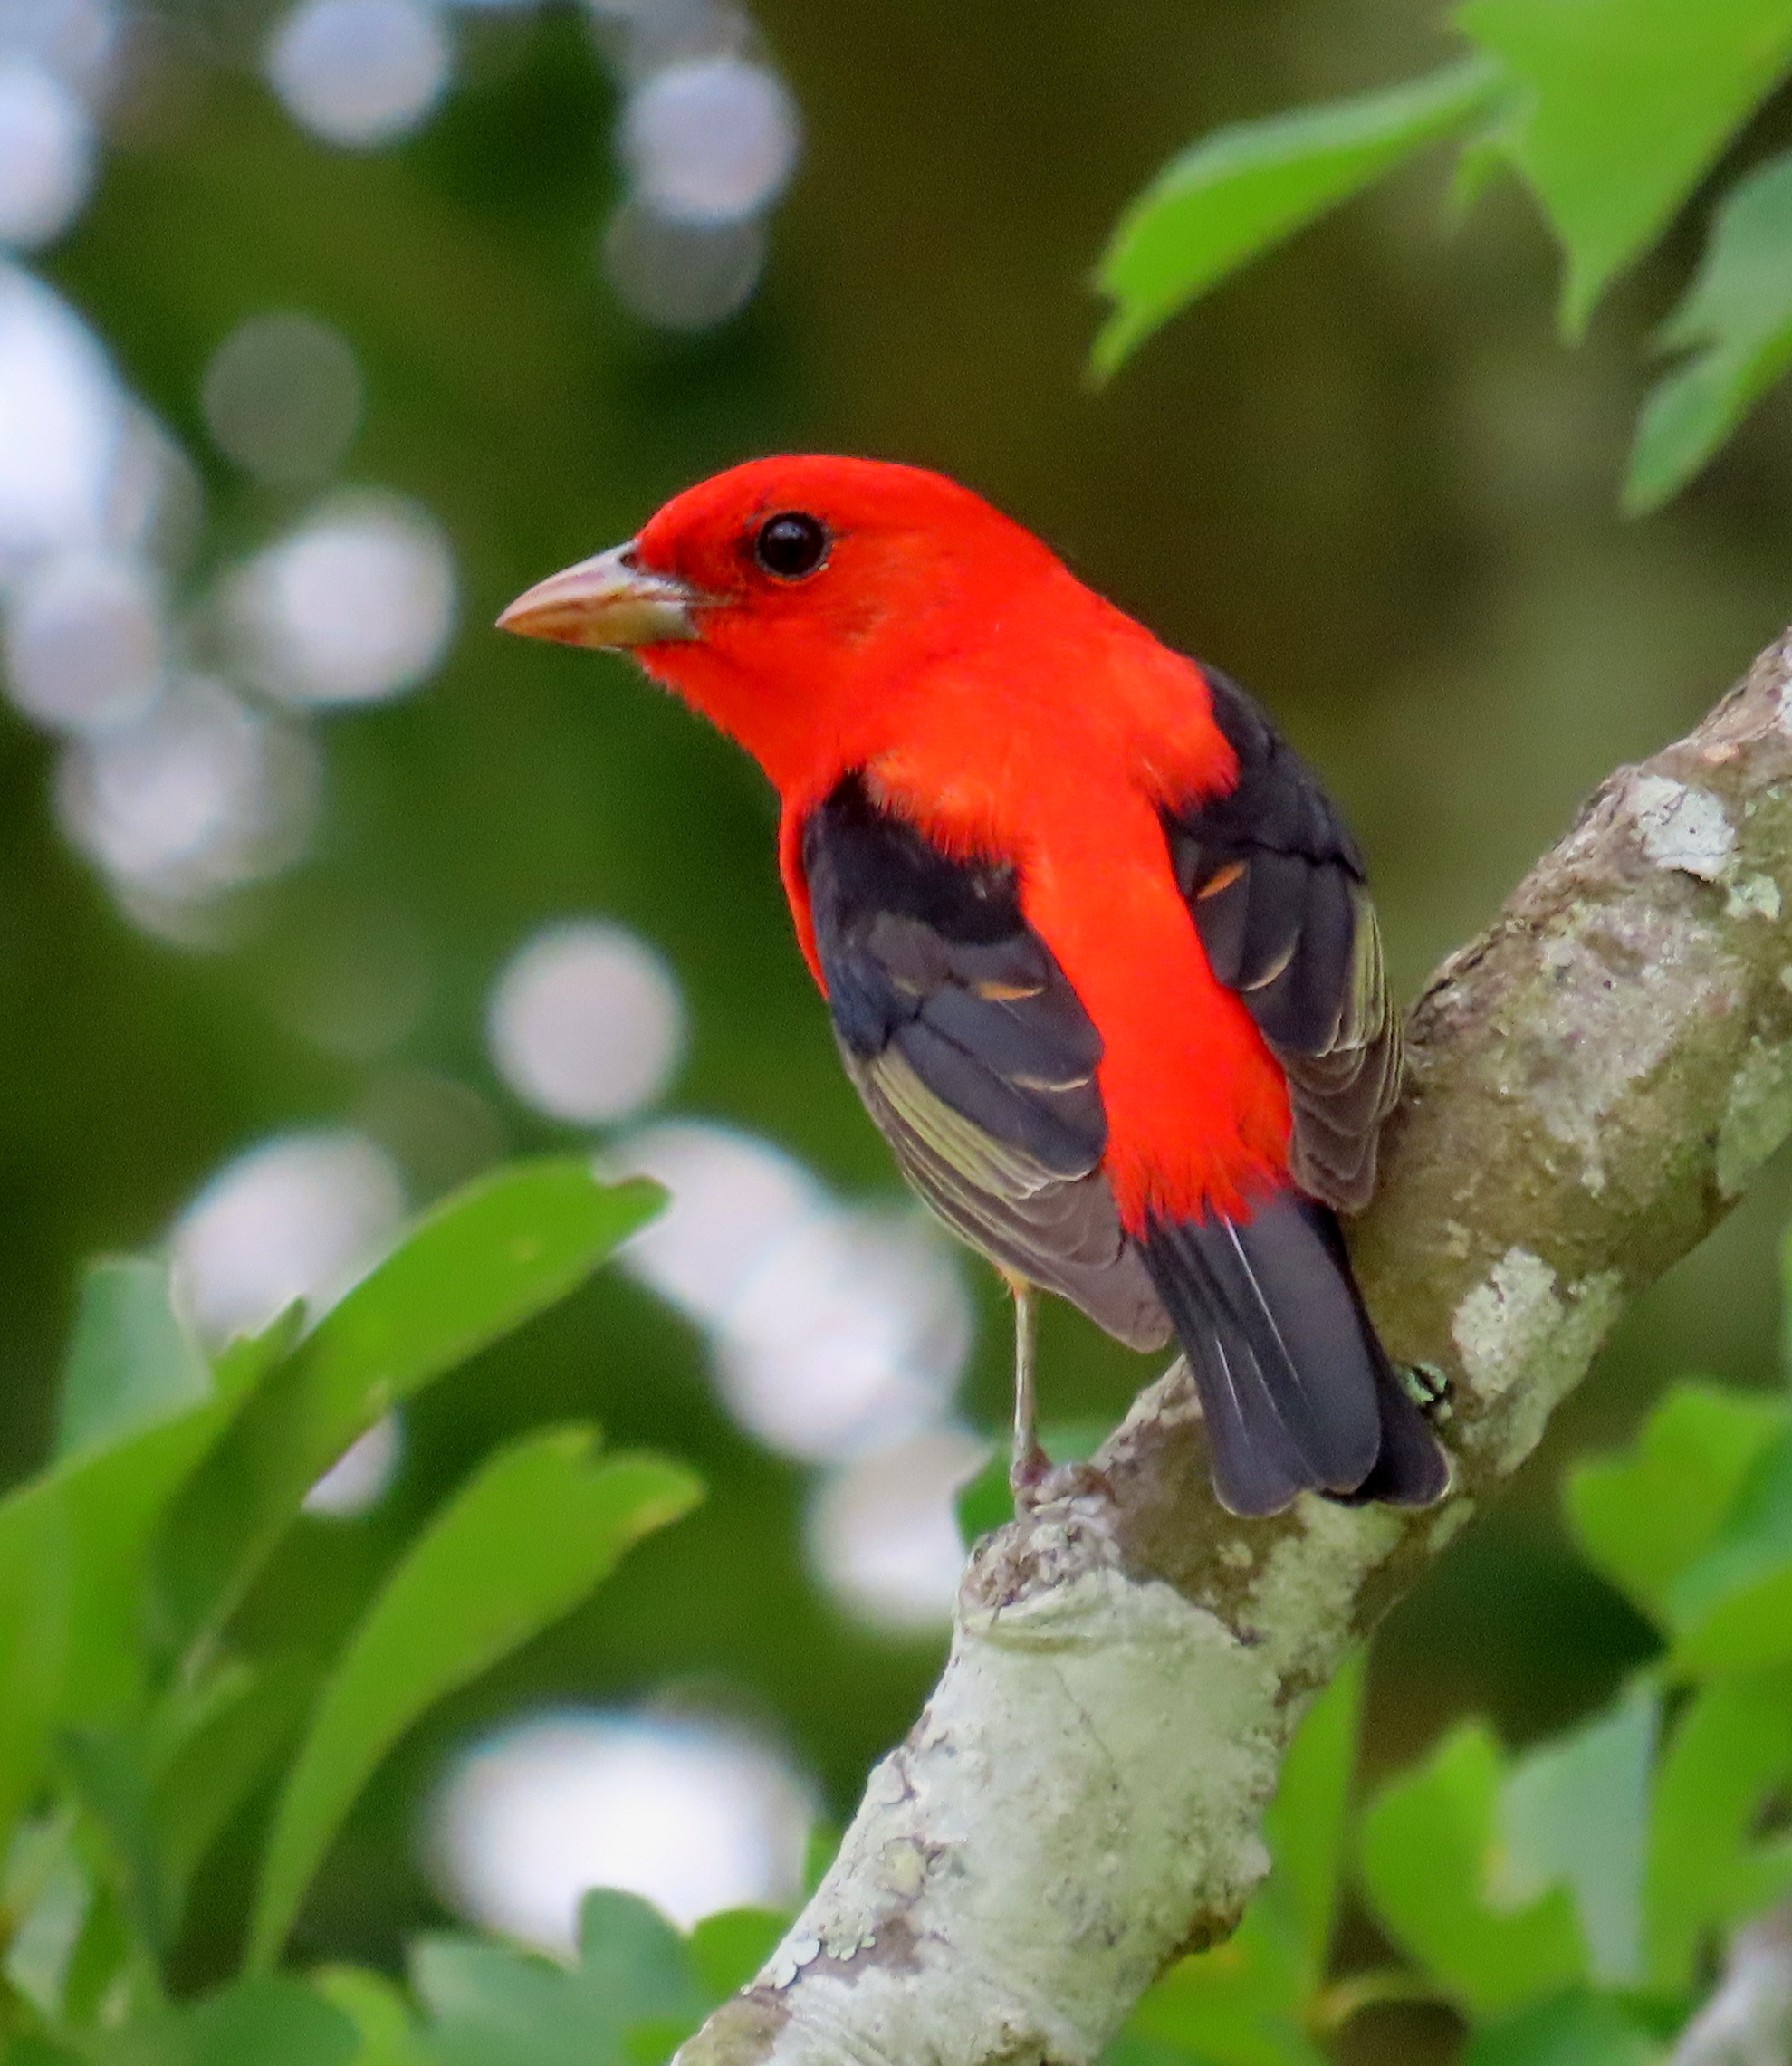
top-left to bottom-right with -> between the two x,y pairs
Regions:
1002,1272 -> 1049,1502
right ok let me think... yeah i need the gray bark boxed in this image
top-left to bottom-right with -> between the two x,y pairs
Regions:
1669,1901 -> 1792,2066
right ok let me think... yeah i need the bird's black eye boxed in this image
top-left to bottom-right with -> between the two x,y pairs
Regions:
753,511 -> 829,581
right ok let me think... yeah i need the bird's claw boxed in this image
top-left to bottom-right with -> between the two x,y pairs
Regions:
1400,1361 -> 1452,1420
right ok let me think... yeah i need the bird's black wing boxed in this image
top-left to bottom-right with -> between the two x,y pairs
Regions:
800,774 -> 1169,1351
1161,665 -> 1401,1211
1139,665 -> 1442,1514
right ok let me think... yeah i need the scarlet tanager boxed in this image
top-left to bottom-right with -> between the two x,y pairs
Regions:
499,457 -> 1448,1518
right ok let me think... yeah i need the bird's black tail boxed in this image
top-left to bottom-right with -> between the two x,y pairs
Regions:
1138,1192 -> 1449,1517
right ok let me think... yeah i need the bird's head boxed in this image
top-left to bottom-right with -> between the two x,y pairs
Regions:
497,454 -> 1087,800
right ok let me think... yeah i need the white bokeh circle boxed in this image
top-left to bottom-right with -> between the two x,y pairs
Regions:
488,921 -> 685,1125
202,311 -> 363,483
619,56 -> 798,225
807,1426 -> 988,1633
168,1129 -> 405,1345
225,494 -> 456,706
431,1711 -> 813,1948
266,0 -> 452,149
55,675 -> 321,906
4,546 -> 163,732
0,261 -> 126,579
0,58 -> 94,249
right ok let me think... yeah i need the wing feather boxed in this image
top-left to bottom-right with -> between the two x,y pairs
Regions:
1164,668 -> 1401,1211
802,776 -> 1172,1353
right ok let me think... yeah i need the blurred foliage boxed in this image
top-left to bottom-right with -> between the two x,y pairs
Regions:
0,1162 -> 698,2056
1096,0 -> 1792,510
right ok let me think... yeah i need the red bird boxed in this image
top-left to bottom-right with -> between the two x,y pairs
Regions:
500,457 -> 1447,1517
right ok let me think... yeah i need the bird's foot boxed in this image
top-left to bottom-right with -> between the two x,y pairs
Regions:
1400,1361 -> 1452,1420
1009,1438 -> 1052,1511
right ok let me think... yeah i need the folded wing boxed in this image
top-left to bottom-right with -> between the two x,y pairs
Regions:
801,775 -> 1169,1353
1144,665 -> 1445,1513
1161,665 -> 1401,1211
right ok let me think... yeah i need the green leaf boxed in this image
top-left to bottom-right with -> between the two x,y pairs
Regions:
1359,1722 -> 1586,2017
1461,1990 -> 1663,2066
1565,1382 -> 1787,1627
4,1815 -> 93,2026
1643,1661 -> 1792,1989
0,1518 -> 72,1884
1729,1832 -> 1792,1923
1665,1428 -> 1792,1672
5,2041 -> 86,2066
188,1978 -> 359,2066
160,1161 -> 665,1647
311,1966 -> 437,2066
574,1889 -> 702,2026
249,1428 -> 700,1967
410,1939 -> 578,2066
686,1909 -> 789,2001
1457,0 -> 1792,336
621,2019 -> 701,2066
0,1279 -> 263,1860
1099,2038 -> 1211,2066
55,1260 -> 211,1462
1496,1684 -> 1655,1988
62,1726 -> 169,1959
129,1976 -> 360,2066
1091,55 -> 1502,378
800,1820 -> 840,1897
1124,1907 -> 1321,2066
412,1891 -> 704,2066
1260,1652 -> 1364,1984
1626,149 -> 1792,509
59,1882 -> 139,2032
149,1658 -> 316,1927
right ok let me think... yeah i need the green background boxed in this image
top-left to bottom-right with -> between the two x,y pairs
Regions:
5,0 -> 1790,2017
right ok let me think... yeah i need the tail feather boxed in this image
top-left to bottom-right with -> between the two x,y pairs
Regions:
1308,1205 -> 1451,1510
1140,1192 -> 1447,1516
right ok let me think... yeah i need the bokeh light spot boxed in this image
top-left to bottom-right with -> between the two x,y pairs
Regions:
432,1711 -> 812,1947
807,1427 -> 988,1633
266,0 -> 452,149
612,1123 -> 973,1464
0,58 -> 93,248
202,311 -> 363,483
601,198 -> 763,331
0,262 -> 124,579
102,407 -> 204,571
488,920 -> 685,1125
0,0 -> 121,99
620,55 -> 797,225
169,1130 -> 405,1346
4,547 -> 162,732
226,494 -> 456,706
611,1121 -> 829,1327
55,675 -> 321,912
713,1207 -> 972,1463
303,1411 -> 403,1517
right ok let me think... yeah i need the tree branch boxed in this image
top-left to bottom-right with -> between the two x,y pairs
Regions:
676,630 -> 1792,2066
1668,1900 -> 1792,2066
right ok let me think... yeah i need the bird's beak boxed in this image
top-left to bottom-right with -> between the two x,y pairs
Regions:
496,542 -> 709,648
